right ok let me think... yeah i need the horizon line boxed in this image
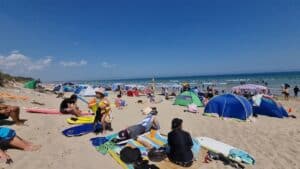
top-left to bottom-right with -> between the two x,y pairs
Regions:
48,70 -> 300,83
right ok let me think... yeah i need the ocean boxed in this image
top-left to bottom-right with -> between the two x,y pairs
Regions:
63,71 -> 300,96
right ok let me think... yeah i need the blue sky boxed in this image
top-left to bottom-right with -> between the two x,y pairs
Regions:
0,0 -> 299,81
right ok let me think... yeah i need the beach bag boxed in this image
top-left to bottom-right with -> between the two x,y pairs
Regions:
120,147 -> 142,163
134,160 -> 159,169
188,103 -> 198,113
148,148 -> 167,162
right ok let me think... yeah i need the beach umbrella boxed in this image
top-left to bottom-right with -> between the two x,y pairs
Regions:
231,84 -> 268,93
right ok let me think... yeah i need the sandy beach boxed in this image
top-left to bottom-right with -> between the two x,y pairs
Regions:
0,85 -> 299,169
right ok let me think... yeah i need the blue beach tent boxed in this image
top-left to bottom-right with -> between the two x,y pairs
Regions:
252,97 -> 288,118
204,94 -> 253,120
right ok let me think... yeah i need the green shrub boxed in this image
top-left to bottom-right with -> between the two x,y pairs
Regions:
0,71 -> 33,86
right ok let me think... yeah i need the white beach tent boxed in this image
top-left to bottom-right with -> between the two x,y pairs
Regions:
77,85 -> 97,97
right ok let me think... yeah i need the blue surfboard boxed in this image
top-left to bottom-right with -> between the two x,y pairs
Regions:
62,123 -> 102,137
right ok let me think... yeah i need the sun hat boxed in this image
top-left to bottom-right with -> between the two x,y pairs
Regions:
95,87 -> 105,94
141,107 -> 152,115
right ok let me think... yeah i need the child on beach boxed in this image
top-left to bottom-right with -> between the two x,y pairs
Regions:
90,88 -> 113,134
115,94 -> 126,109
0,127 -> 41,164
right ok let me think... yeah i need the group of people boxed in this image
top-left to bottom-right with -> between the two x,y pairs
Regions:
281,84 -> 299,100
60,87 -> 113,133
1,83 -> 205,167
114,107 -> 195,168
59,88 -> 195,168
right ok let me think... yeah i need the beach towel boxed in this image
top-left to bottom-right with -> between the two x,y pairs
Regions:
188,104 -> 198,113
126,140 -> 148,157
96,141 -> 117,155
139,132 -> 202,161
93,132 -> 204,169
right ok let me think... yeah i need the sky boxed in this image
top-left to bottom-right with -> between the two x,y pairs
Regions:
0,0 -> 299,81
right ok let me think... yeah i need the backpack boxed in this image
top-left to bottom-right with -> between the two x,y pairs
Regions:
148,148 -> 167,162
120,147 -> 159,169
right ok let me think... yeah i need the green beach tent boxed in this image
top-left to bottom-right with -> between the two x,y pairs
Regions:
24,80 -> 37,89
174,91 -> 203,107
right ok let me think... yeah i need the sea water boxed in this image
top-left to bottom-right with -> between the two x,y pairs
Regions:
66,71 -> 300,96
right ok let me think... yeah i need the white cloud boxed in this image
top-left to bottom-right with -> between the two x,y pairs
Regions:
60,60 -> 87,67
101,61 -> 116,68
0,51 -> 52,73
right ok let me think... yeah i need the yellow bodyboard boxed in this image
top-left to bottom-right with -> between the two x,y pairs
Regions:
66,116 -> 94,124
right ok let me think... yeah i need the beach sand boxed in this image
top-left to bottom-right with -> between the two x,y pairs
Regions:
0,85 -> 299,169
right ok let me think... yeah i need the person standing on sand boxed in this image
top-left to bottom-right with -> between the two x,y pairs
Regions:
282,84 -> 290,100
294,86 -> 299,97
90,88 -> 113,134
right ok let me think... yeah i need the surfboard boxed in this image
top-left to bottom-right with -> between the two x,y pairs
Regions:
196,137 -> 255,165
62,123 -> 102,137
25,108 -> 92,115
66,116 -> 95,124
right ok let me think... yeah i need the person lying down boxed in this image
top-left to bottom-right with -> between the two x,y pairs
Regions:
113,107 -> 160,148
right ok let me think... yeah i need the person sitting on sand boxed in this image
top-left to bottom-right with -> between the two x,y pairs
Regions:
0,104 -> 26,125
60,94 -> 82,116
115,94 -> 126,109
167,118 -> 194,167
91,88 -> 113,134
115,107 -> 160,148
0,127 -> 41,164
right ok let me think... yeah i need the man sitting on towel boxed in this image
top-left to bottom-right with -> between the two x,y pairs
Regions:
167,118 -> 194,167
